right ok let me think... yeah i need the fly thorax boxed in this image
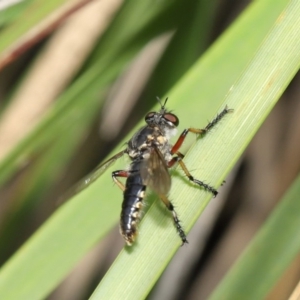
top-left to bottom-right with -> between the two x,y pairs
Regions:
128,148 -> 140,159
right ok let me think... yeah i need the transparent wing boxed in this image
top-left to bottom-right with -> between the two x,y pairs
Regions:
59,149 -> 126,204
140,146 -> 171,195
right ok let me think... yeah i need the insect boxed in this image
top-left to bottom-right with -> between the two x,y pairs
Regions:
77,98 -> 232,246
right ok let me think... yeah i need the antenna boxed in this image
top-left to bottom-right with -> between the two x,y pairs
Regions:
156,96 -> 168,109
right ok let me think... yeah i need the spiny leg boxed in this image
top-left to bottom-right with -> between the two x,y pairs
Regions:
171,106 -> 233,155
112,170 -> 129,191
159,194 -> 188,245
168,106 -> 232,195
168,152 -> 218,197
204,105 -> 233,132
178,159 -> 218,197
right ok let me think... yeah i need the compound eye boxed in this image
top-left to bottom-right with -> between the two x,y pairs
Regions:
163,113 -> 179,126
145,112 -> 155,123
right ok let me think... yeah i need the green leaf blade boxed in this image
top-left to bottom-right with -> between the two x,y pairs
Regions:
91,1 -> 300,299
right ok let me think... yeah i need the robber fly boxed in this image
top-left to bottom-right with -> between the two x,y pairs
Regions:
76,98 -> 232,246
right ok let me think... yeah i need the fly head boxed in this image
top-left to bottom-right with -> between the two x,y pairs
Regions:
145,97 -> 179,136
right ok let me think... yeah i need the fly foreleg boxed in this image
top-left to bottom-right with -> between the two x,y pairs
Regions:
169,106 -> 232,196
159,194 -> 188,245
112,170 -> 129,191
171,106 -> 233,155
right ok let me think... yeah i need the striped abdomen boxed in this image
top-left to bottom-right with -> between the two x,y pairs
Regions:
120,161 -> 146,246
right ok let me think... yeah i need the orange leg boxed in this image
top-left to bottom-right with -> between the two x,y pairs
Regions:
112,170 -> 129,191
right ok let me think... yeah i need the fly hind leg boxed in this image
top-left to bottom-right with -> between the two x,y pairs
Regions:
159,194 -> 188,245
112,170 -> 129,191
